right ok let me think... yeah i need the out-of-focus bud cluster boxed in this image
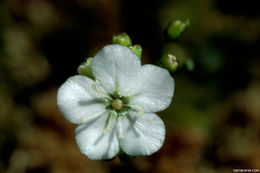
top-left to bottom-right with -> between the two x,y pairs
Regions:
112,33 -> 142,59
159,43 -> 194,72
159,19 -> 194,72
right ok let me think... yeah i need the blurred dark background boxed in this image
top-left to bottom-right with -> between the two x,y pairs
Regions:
0,0 -> 259,172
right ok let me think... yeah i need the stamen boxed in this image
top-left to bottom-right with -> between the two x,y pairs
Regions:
117,119 -> 125,139
79,110 -> 107,124
125,104 -> 144,116
118,135 -> 125,139
91,80 -> 112,100
103,111 -> 116,134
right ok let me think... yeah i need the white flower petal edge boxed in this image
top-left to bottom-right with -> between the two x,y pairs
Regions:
75,111 -> 120,160
130,64 -> 174,113
91,44 -> 141,96
117,111 -> 165,156
57,75 -> 106,124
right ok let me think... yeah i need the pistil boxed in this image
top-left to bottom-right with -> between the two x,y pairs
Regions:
111,99 -> 124,110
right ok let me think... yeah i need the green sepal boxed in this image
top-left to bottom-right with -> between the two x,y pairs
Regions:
102,157 -> 116,162
118,153 -> 136,163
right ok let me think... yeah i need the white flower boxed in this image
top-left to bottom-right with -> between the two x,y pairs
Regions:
57,44 -> 174,160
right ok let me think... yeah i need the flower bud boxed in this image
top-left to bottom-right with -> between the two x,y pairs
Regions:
77,57 -> 94,79
166,19 -> 190,40
161,54 -> 178,72
163,43 -> 188,66
129,44 -> 142,59
112,33 -> 132,47
185,58 -> 194,71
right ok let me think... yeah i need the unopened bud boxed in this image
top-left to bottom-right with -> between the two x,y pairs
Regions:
161,54 -> 178,72
166,19 -> 190,40
112,33 -> 132,47
185,58 -> 194,71
129,44 -> 142,59
77,57 -> 94,79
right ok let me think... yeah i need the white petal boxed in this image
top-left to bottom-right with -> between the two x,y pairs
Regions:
75,112 -> 120,160
91,44 -> 141,96
118,112 -> 165,156
129,64 -> 174,113
57,75 -> 106,124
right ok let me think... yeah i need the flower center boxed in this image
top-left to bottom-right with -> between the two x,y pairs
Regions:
111,99 -> 123,110
91,81 -> 144,117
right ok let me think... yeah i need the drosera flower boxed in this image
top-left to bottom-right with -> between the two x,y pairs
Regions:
57,44 -> 174,160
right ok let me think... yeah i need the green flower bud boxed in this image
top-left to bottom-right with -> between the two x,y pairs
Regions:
77,57 -> 94,79
163,43 -> 188,66
129,44 -> 142,59
166,19 -> 190,40
161,54 -> 178,72
112,33 -> 132,47
185,58 -> 195,71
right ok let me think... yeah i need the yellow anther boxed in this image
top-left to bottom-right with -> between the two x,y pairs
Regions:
80,117 -> 87,123
118,135 -> 125,139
